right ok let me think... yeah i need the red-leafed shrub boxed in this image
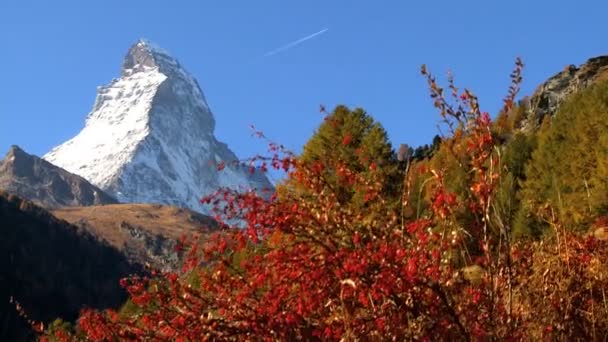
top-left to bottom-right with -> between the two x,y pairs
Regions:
40,59 -> 608,341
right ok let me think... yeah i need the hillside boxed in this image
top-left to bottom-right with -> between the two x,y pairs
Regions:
52,203 -> 217,271
0,191 -> 140,341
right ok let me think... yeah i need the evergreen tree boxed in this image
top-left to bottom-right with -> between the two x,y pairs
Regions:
411,135 -> 442,161
517,81 -> 608,235
281,105 -> 402,210
495,132 -> 537,238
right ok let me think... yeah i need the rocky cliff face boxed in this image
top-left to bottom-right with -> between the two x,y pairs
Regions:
44,39 -> 273,214
0,145 -> 118,209
522,56 -> 608,130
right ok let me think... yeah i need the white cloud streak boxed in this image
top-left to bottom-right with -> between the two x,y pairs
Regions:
264,28 -> 329,57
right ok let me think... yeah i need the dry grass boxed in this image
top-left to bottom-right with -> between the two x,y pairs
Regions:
594,67 -> 608,83
52,203 -> 216,254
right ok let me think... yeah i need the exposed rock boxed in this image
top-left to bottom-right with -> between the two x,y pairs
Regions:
0,145 -> 118,209
522,56 -> 608,131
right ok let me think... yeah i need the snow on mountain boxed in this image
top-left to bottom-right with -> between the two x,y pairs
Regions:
44,39 -> 272,213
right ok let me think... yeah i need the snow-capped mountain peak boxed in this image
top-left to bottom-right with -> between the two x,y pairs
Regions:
44,39 -> 272,213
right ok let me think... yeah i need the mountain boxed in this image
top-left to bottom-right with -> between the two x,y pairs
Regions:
0,191 -> 139,341
0,145 -> 118,209
53,203 -> 217,271
44,39 -> 272,214
521,55 -> 608,131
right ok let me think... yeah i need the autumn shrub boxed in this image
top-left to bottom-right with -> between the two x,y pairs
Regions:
516,230 -> 608,339
38,59 -> 608,341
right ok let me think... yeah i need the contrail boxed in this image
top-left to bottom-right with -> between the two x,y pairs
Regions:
264,28 -> 329,57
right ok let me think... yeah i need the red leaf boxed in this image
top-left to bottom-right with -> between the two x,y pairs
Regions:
342,133 -> 352,146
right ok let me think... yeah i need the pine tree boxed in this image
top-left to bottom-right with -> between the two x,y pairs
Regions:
517,81 -> 608,235
281,105 -> 402,210
495,132 -> 537,238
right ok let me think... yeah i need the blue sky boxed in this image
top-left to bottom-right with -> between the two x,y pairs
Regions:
1,1 -> 607,162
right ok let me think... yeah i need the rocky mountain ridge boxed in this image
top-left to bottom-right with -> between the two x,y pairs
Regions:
522,55 -> 608,130
0,145 -> 118,209
44,39 -> 273,214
